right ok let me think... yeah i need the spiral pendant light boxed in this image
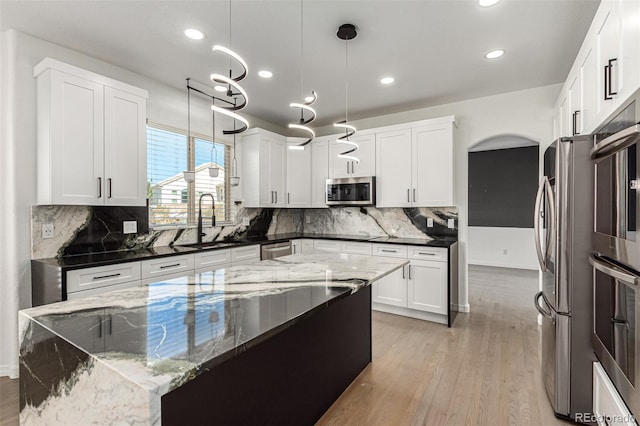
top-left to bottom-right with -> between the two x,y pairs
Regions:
334,24 -> 359,163
288,0 -> 317,150
210,0 -> 249,135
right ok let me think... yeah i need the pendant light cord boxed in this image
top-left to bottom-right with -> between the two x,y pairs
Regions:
345,38 -> 349,129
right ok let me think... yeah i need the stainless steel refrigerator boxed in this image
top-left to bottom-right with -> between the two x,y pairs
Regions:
533,135 -> 596,421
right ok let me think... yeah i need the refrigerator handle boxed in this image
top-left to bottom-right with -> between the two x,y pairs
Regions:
543,177 -> 556,263
534,291 -> 554,320
589,254 -> 640,286
534,177 -> 548,271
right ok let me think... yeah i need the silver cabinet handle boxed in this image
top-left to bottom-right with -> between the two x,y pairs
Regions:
402,265 -> 405,279
275,191 -> 278,204
271,191 -> 274,204
589,254 -> 640,286
352,161 -> 355,174
93,273 -> 121,280
407,189 -> 410,202
98,177 -> 102,198
98,316 -> 103,338
108,178 -> 112,198
408,264 -> 412,279
288,192 -> 290,204
347,162 -> 350,174
418,252 -> 435,256
534,291 -> 554,319
381,249 -> 397,253
590,124 -> 640,162
413,188 -> 416,202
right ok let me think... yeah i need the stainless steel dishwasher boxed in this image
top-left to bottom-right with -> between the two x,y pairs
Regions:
260,241 -> 293,260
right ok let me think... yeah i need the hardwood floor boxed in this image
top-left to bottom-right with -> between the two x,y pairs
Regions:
0,266 -> 569,426
0,376 -> 18,426
317,265 -> 570,426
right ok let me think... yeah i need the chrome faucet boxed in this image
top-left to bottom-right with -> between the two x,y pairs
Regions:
197,193 -> 216,244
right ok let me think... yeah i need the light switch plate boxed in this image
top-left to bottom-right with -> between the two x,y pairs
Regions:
42,223 -> 54,239
427,218 -> 434,227
123,221 -> 137,234
242,218 -> 250,226
447,219 -> 455,229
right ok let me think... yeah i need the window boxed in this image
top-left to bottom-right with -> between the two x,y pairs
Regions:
147,126 -> 232,227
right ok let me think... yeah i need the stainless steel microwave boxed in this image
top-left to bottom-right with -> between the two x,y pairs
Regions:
326,177 -> 376,206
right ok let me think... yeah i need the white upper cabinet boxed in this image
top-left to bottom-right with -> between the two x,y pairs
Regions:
310,137 -> 329,208
329,132 -> 375,178
412,120 -> 455,207
103,87 -> 147,205
554,0 -> 640,135
286,138 -> 311,207
376,129 -> 412,207
239,128 -> 287,208
34,58 -> 148,206
376,117 -> 455,208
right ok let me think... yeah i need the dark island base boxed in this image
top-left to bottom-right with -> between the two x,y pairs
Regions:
161,286 -> 372,426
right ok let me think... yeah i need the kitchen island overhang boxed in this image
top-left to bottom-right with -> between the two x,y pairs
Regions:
19,253 -> 408,425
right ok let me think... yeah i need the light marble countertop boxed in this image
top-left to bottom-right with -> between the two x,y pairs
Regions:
20,252 -> 407,424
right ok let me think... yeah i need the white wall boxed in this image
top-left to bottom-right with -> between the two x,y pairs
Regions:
0,29 -> 286,378
317,84 -> 560,311
468,227 -> 538,270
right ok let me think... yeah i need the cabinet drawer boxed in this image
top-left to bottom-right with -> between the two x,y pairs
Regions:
301,240 -> 314,252
313,239 -> 342,253
593,362 -> 636,426
372,244 -> 408,258
141,270 -> 193,286
408,246 -> 447,262
141,255 -> 194,280
231,245 -> 261,263
67,262 -> 141,294
67,279 -> 141,300
341,241 -> 373,255
195,249 -> 232,270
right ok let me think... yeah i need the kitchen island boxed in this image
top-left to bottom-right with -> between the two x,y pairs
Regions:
19,253 -> 408,425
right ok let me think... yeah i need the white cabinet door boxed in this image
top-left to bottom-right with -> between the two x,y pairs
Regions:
558,91 -> 571,138
593,362 -> 636,426
372,266 -> 407,307
269,137 -> 287,207
376,129 -> 412,207
104,87 -> 147,206
329,133 -> 375,178
617,0 -> 640,108
595,1 -> 620,125
412,123 -> 454,207
286,142 -> 311,207
407,260 -> 447,314
580,44 -> 598,134
45,70 -> 104,205
310,139 -> 329,208
313,239 -> 342,253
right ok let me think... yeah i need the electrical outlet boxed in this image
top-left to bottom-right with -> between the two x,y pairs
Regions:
42,223 -> 54,239
447,219 -> 455,229
306,216 -> 311,224
503,249 -> 508,255
427,218 -> 434,227
123,221 -> 137,234
242,218 -> 250,226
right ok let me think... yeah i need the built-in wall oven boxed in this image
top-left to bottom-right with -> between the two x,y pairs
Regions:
326,176 -> 376,206
591,99 -> 640,418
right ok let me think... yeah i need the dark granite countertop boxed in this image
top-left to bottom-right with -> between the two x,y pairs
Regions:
32,232 -> 457,270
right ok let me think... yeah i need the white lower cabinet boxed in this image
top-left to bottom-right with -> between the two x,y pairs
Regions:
313,239 -> 342,253
371,243 -> 449,324
341,241 -> 372,255
231,245 -> 261,264
593,362 -> 636,426
67,262 -> 141,295
407,260 -> 447,314
141,255 -> 194,281
372,265 -> 407,307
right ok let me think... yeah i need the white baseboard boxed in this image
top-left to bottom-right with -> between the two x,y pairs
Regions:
0,365 -> 19,379
452,303 -> 470,313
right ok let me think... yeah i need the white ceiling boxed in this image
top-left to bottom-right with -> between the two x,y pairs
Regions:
1,0 -> 599,128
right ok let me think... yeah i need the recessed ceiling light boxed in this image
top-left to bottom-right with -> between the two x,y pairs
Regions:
304,96 -> 315,103
184,28 -> 205,40
380,77 -> 395,85
485,49 -> 505,59
478,0 -> 500,7
214,85 -> 227,92
258,70 -> 273,78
